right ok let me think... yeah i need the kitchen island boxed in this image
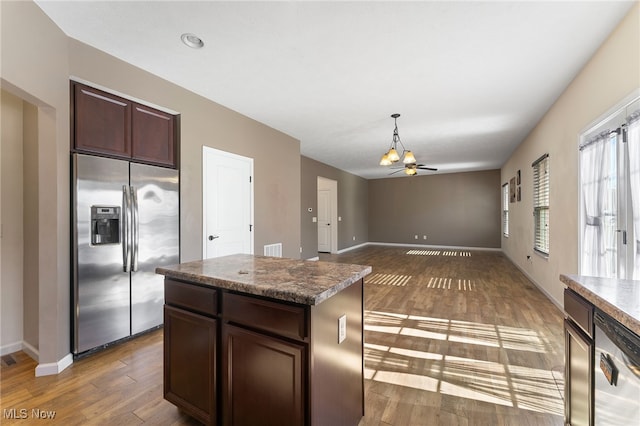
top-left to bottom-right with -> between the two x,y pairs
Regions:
156,254 -> 372,426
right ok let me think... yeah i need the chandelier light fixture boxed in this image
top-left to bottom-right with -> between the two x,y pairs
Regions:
379,113 -> 417,168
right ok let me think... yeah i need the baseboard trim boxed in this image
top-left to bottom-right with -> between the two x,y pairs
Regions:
35,353 -> 73,377
336,242 -> 369,254
1,340 -> 40,362
22,341 -> 39,362
367,242 -> 502,252
329,241 -> 502,255
503,251 -> 563,312
0,341 -> 22,356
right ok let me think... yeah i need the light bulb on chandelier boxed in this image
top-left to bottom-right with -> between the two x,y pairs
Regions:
379,114 -> 416,166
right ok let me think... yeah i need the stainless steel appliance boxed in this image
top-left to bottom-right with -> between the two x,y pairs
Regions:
72,153 -> 179,355
594,309 -> 640,425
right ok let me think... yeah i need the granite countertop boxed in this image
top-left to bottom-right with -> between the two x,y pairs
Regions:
156,254 -> 372,306
560,274 -> 640,336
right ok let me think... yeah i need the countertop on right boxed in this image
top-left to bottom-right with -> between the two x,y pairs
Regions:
560,274 -> 640,336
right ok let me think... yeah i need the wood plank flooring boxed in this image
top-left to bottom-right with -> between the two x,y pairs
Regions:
320,246 -> 565,426
1,246 -> 564,425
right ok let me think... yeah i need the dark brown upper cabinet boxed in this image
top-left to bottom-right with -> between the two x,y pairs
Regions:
73,83 -> 132,158
132,104 -> 176,167
72,82 -> 178,168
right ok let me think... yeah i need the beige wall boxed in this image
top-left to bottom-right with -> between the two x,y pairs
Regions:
67,39 -> 301,261
1,0 -> 72,366
369,170 -> 501,248
300,156 -> 368,259
1,90 -> 25,354
501,3 -> 640,307
0,91 -> 39,357
1,1 -> 301,371
23,101 -> 39,353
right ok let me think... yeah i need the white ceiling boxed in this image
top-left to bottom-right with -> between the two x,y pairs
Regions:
35,1 -> 635,179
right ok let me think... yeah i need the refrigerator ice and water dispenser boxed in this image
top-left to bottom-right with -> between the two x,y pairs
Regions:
90,206 -> 120,245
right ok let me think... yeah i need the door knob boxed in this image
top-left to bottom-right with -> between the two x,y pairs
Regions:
208,235 -> 219,241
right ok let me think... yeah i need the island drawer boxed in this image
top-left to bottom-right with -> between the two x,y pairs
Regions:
165,279 -> 218,317
223,292 -> 308,341
564,288 -> 593,338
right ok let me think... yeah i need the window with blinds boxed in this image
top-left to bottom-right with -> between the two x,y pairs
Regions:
502,183 -> 509,237
532,154 -> 550,255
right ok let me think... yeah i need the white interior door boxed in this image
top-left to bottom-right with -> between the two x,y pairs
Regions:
203,146 -> 253,259
317,177 -> 338,253
318,189 -> 331,252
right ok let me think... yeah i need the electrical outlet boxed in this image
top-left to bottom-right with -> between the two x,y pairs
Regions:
338,314 -> 347,344
352,236 -> 356,241
423,235 -> 427,240
312,217 -> 317,223
414,235 -> 418,239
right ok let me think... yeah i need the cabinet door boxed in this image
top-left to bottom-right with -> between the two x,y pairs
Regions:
73,83 -> 131,158
164,305 -> 217,425
132,103 -> 177,167
565,319 -> 593,426
223,324 -> 305,426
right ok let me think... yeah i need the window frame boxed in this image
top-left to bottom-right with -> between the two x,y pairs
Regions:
532,154 -> 550,255
502,183 -> 509,237
578,94 -> 640,279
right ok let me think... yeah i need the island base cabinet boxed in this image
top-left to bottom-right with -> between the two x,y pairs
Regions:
164,305 -> 217,425
222,324 -> 305,426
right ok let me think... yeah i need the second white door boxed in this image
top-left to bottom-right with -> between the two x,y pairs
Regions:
317,177 -> 337,253
318,189 -> 332,252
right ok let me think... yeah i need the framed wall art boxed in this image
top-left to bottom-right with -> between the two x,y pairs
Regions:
510,177 -> 516,203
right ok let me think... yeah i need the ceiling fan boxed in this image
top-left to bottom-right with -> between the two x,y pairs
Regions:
389,163 -> 438,176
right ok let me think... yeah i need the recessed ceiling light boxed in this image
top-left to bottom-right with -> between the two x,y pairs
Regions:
181,33 -> 204,49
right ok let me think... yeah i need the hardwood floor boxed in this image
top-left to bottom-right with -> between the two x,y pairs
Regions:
320,246 -> 565,426
1,246 -> 564,425
1,329 -> 199,425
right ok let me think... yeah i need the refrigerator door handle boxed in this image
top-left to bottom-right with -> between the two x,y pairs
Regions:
131,186 -> 139,272
122,185 -> 132,272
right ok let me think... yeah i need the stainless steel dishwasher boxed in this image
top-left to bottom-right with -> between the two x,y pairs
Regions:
594,309 -> 640,425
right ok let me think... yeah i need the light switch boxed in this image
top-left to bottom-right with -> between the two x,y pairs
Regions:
338,314 -> 347,344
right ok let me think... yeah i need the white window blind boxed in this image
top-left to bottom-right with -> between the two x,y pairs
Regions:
533,154 -> 550,255
502,183 -> 509,237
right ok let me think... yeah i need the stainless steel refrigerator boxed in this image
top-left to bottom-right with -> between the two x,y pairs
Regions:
72,153 -> 179,355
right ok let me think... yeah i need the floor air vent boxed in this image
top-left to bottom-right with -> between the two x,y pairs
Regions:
263,243 -> 283,257
1,355 -> 17,366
